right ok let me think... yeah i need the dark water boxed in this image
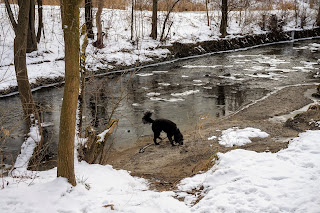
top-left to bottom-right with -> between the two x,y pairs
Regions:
1,38 -> 320,168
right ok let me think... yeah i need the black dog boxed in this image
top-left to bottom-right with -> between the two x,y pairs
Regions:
142,111 -> 184,146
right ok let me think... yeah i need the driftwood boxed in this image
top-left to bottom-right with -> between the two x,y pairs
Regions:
78,120 -> 118,164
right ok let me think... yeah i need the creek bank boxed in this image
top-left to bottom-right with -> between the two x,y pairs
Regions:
107,85 -> 318,191
1,28 -> 320,97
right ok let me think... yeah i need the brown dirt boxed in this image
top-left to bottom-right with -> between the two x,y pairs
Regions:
105,84 -> 319,191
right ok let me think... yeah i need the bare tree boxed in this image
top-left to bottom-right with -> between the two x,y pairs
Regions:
85,0 -> 94,39
27,0 -> 37,52
94,0 -> 104,48
206,0 -> 210,26
220,0 -> 228,37
151,0 -> 158,39
131,0 -> 135,41
159,0 -> 182,42
36,0 -> 43,43
5,0 -> 43,52
317,0 -> 320,26
4,0 -> 42,129
58,0 -> 82,186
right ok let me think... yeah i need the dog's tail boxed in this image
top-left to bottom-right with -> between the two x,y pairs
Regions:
142,111 -> 154,124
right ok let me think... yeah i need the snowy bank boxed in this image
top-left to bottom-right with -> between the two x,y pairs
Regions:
1,130 -> 320,212
178,130 -> 320,212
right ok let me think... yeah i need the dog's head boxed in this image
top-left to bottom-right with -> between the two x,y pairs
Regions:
174,129 -> 184,145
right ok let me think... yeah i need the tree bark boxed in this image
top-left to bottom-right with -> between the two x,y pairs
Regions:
94,0 -> 104,48
85,0 -> 94,39
27,0 -> 37,53
151,0 -> 158,40
58,0 -> 81,186
5,0 -> 43,153
14,0 -> 35,123
220,0 -> 228,38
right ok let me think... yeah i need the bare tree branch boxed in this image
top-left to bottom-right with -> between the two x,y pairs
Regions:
160,0 -> 181,42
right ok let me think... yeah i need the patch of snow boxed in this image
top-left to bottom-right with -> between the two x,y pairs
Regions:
150,97 -> 184,102
218,127 -> 269,147
171,90 -> 200,97
136,73 -> 154,77
208,136 -> 217,140
183,65 -> 222,69
12,124 -> 41,176
158,83 -> 170,86
97,129 -> 110,143
146,92 -> 161,96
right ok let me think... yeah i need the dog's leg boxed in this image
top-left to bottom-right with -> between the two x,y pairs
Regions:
167,134 -> 175,146
153,131 -> 161,145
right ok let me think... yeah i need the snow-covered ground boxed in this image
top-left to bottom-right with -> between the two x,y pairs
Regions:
1,130 -> 319,212
1,2 -> 320,212
0,2 -> 318,92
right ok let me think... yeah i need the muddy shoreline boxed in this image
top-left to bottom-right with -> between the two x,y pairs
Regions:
106,84 -> 318,191
1,28 -> 320,97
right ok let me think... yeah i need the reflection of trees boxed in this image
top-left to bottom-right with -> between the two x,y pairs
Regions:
217,85 -> 226,105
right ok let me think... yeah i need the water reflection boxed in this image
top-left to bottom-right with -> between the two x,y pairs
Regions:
2,38 -> 320,168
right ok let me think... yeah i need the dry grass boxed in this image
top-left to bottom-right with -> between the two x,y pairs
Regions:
135,0 -> 206,12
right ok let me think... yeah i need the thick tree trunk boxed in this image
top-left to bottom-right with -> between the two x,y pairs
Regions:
27,0 -> 37,53
151,0 -> 158,40
85,0 -> 94,39
58,0 -> 81,186
220,0 -> 228,38
94,0 -> 104,48
14,0 -> 34,123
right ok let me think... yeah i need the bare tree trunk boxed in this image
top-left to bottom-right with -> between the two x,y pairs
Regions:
220,0 -> 228,38
4,0 -> 17,30
36,0 -> 43,43
5,0 -> 41,129
14,0 -> 35,124
206,0 -> 210,26
58,0 -> 81,186
317,1 -> 320,26
27,0 -> 37,53
130,0 -> 134,41
151,0 -> 158,39
85,0 -> 94,39
78,30 -> 89,137
4,0 -> 43,47
94,0 -> 104,48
